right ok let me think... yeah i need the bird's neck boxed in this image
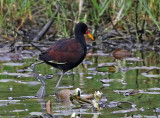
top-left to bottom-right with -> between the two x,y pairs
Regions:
75,34 -> 86,47
75,34 -> 87,64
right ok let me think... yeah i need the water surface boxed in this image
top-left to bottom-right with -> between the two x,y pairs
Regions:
0,43 -> 160,118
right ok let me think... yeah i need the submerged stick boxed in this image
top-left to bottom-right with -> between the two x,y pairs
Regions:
33,5 -> 60,42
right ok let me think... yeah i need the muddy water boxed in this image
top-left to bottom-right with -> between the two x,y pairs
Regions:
0,44 -> 160,117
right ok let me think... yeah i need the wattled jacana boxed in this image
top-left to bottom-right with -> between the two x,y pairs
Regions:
32,23 -> 94,98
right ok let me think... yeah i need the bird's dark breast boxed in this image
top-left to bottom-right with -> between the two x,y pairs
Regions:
39,39 -> 86,72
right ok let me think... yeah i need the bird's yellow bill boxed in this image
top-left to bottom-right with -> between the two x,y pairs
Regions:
87,33 -> 94,40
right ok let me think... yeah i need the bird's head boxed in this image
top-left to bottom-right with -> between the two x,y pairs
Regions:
75,22 -> 94,41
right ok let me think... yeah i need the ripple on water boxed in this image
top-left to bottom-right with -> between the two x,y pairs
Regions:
3,63 -> 25,66
124,57 -> 143,61
139,90 -> 160,95
54,108 -> 95,116
86,76 -> 92,79
148,88 -> 160,91
30,112 -> 43,116
0,79 -> 14,82
112,108 -> 137,114
98,62 -> 116,67
141,73 -> 160,78
0,72 -> 33,77
12,110 -> 26,112
58,85 -> 73,89
0,79 -> 40,86
0,100 -> 20,104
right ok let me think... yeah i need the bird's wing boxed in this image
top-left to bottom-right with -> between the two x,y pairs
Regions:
39,39 -> 84,64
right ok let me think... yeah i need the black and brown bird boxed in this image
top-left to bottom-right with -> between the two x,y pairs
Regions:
32,22 -> 94,98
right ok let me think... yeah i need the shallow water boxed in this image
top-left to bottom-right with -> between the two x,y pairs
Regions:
0,44 -> 160,117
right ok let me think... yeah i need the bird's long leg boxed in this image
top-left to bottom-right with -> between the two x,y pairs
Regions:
31,62 -> 46,98
55,72 -> 64,94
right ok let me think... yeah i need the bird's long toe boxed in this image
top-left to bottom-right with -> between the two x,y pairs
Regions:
44,74 -> 54,79
35,85 -> 46,98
